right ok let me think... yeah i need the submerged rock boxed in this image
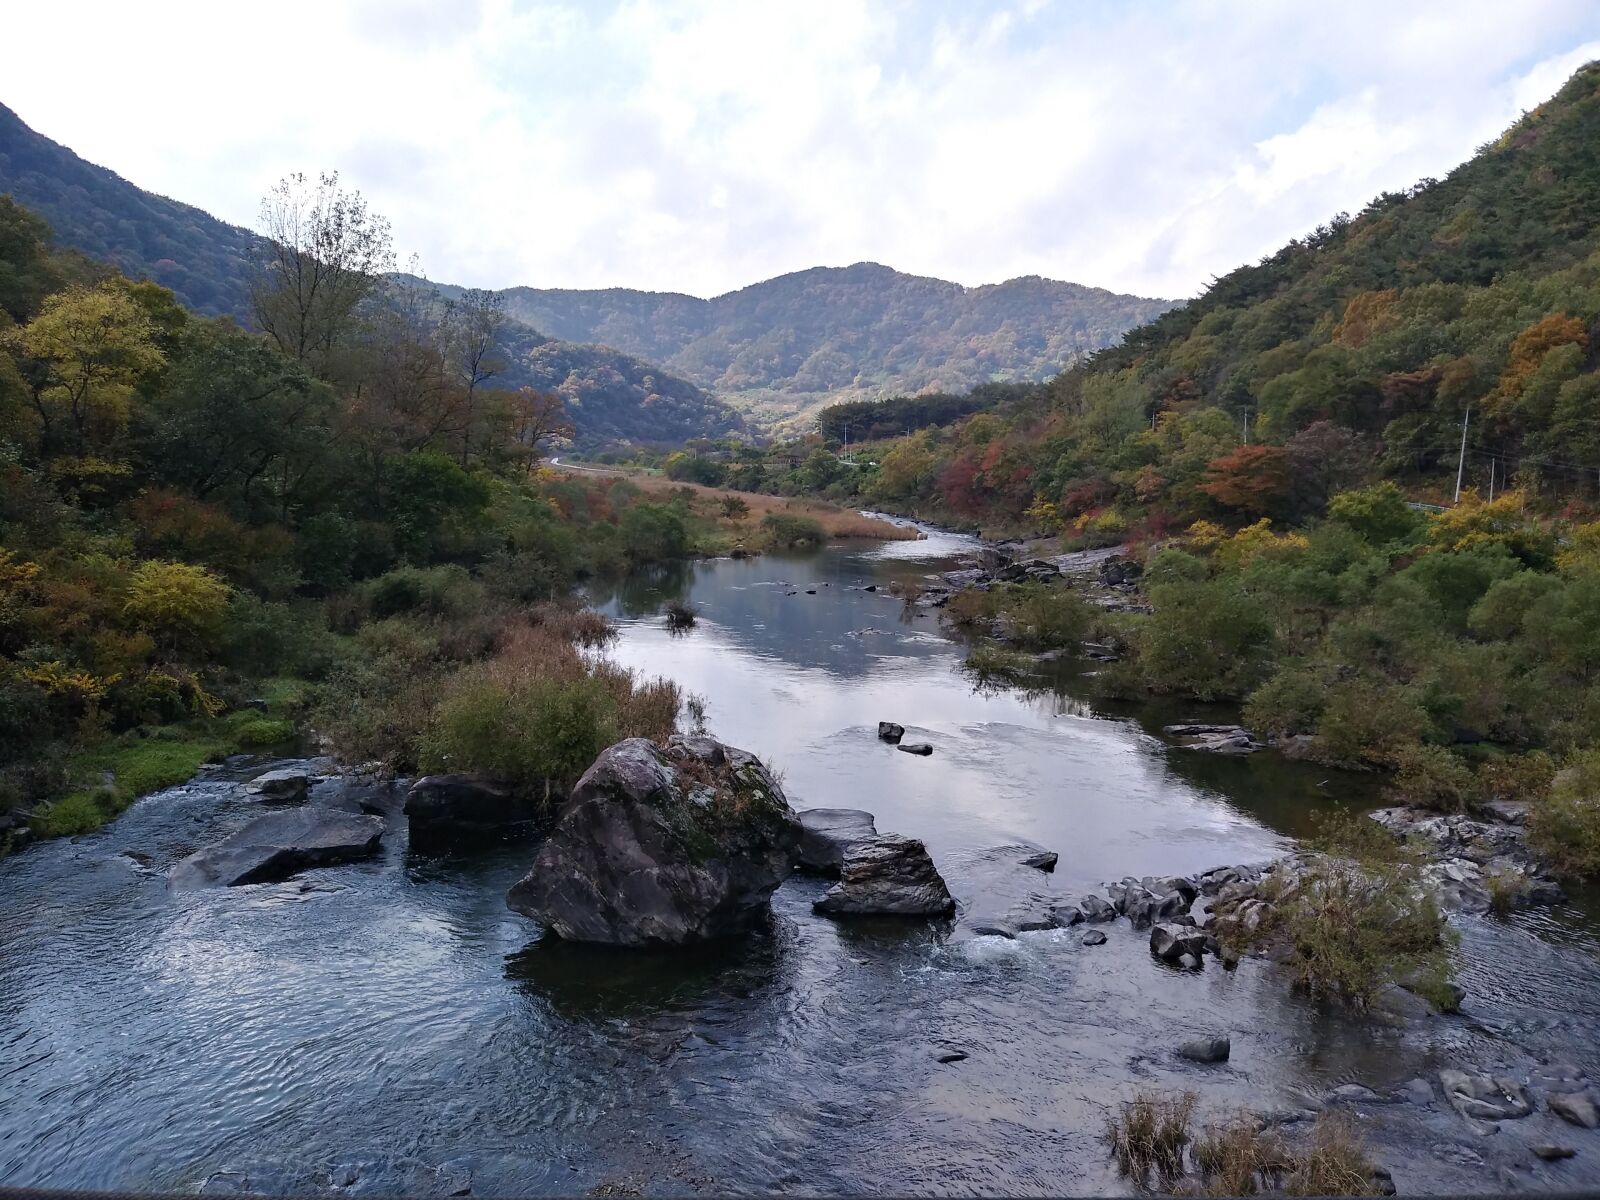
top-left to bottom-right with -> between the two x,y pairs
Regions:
169,808 -> 383,888
506,736 -> 800,947
897,742 -> 934,757
244,767 -> 310,803
1020,850 -> 1059,872
1162,724 -> 1261,755
404,774 -> 533,850
794,808 -> 879,876
814,834 -> 955,917
1081,930 -> 1107,946
1177,1035 -> 1230,1064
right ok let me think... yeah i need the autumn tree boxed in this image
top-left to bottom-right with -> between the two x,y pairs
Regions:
445,288 -> 506,466
16,281 -> 165,455
250,172 -> 394,380
1198,444 -> 1291,517
502,387 -> 573,472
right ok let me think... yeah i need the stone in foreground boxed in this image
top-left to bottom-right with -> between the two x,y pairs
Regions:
405,773 -> 533,850
876,721 -> 904,743
814,834 -> 955,917
795,807 -> 879,876
245,767 -> 310,802
1150,921 -> 1208,964
169,808 -> 383,888
506,736 -> 801,946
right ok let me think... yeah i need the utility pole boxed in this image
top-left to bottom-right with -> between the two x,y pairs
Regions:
1242,408 -> 1252,445
1488,455 -> 1495,502
1453,405 -> 1471,503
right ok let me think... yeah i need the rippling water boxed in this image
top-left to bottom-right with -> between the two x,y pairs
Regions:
3,527 -> 1599,1195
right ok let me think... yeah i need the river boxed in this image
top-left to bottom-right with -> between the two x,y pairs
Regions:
2,526 -> 1598,1195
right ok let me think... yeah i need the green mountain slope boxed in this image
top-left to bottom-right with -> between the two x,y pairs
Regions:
490,262 -> 1174,428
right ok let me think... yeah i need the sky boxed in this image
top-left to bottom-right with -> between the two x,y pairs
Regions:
7,1 -> 1600,301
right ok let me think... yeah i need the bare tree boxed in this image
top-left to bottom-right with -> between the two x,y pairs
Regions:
507,386 -> 574,472
250,172 -> 395,379
444,287 -> 505,466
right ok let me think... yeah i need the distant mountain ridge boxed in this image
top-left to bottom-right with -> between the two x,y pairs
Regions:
482,263 -> 1176,424
0,98 -> 1172,439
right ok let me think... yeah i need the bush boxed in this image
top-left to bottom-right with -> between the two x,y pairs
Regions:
221,594 -> 340,679
621,504 -> 690,563
1529,752 -> 1600,878
1311,679 -> 1428,767
296,512 -> 360,593
230,717 -> 295,747
1138,578 -> 1275,700
364,565 -> 482,620
761,512 -> 826,548
422,674 -> 621,799
35,790 -> 108,837
1385,743 -> 1477,811
997,583 -> 1094,650
123,560 -> 231,651
1242,666 -> 1330,738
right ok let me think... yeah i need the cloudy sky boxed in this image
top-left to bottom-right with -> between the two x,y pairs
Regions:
7,1 -> 1600,300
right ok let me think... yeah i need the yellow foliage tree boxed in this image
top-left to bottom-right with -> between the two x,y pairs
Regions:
122,560 -> 231,652
16,282 -> 165,454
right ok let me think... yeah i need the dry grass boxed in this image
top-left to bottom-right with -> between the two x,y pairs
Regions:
1193,1114 -> 1290,1197
1106,1091 -> 1196,1184
616,472 -> 919,541
1282,1114 -> 1384,1196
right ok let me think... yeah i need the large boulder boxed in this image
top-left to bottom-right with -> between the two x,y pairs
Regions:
814,834 -> 955,917
506,736 -> 801,946
405,774 -> 535,850
795,808 -> 879,876
245,767 -> 310,803
1150,921 -> 1209,964
1439,1069 -> 1533,1121
169,808 -> 384,888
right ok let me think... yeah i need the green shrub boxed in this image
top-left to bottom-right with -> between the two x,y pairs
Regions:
35,791 -> 108,837
364,564 -> 482,619
1311,679 -> 1428,767
1385,743 -> 1477,811
1138,578 -> 1275,700
296,511 -> 360,593
1327,481 -> 1424,545
621,504 -> 690,563
230,717 -> 295,747
997,583 -> 1094,650
1243,666 -> 1330,738
761,512 -> 826,548
1529,752 -> 1600,878
421,674 -> 620,798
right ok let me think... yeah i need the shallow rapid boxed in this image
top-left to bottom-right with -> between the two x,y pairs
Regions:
3,527 -> 1599,1195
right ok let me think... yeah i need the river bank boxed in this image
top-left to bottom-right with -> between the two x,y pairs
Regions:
2,524 -> 1598,1195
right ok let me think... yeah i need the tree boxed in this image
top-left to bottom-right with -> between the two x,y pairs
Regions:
505,387 -> 573,471
1198,444 -> 1290,516
445,288 -> 505,466
123,560 -> 231,652
17,282 -> 165,454
250,172 -> 394,379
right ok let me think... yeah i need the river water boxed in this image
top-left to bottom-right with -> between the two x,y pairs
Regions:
3,527 -> 1599,1195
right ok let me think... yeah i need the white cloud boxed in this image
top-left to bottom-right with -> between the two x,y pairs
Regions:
4,0 -> 1599,299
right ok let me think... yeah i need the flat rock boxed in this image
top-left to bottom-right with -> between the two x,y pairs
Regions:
507,737 -> 800,947
896,742 -> 934,756
814,834 -> 955,917
1440,1069 -> 1533,1121
795,808 -> 879,876
1081,930 -> 1107,946
244,767 -> 310,802
1548,1091 -> 1600,1128
1177,1035 -> 1230,1064
1533,1144 -> 1576,1161
169,808 -> 383,889
405,774 -> 534,850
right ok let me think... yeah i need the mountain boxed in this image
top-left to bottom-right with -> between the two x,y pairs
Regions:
0,101 -> 737,446
832,60 -> 1600,531
483,264 -> 1175,430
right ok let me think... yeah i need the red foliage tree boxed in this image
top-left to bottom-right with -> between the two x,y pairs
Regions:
1198,444 -> 1291,516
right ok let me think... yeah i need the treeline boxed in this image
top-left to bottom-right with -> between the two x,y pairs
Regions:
0,181 -> 712,844
816,382 -> 1037,443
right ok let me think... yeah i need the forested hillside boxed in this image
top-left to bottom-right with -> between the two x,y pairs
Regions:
0,105 -> 738,447
808,61 -> 1600,534
462,262 -> 1174,430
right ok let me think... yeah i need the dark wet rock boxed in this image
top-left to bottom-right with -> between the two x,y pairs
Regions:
1098,555 -> 1143,587
1177,1035 -> 1230,1063
1113,878 -> 1193,929
1163,724 -> 1261,755
405,774 -> 534,850
506,737 -> 800,947
169,808 -> 384,889
804,588 -> 816,594
311,776 -> 403,818
876,721 -> 905,743
936,1050 -> 968,1064
814,834 -> 955,917
244,767 -> 310,802
1440,1070 -> 1534,1121
1048,904 -> 1084,927
896,742 -> 934,756
862,583 -> 877,592
1078,893 -> 1116,922
330,1155 -> 473,1196
119,848 -> 155,868
794,808 -> 878,876
1020,850 -> 1058,872
1081,929 -> 1107,946
1533,1144 -> 1576,1161
1548,1091 -> 1600,1128
1150,921 -> 1208,964
969,923 -> 1015,939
